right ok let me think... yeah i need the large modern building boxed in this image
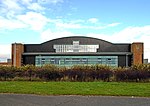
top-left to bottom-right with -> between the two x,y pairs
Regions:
11,36 -> 144,67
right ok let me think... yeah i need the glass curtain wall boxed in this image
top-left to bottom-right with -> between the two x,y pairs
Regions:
35,56 -> 118,67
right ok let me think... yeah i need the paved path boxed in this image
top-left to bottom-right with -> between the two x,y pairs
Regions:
0,94 -> 150,106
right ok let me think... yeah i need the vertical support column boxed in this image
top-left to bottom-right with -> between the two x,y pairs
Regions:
131,42 -> 144,65
126,54 -> 128,67
12,43 -> 24,67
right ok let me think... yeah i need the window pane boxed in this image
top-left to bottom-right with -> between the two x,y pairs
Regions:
35,56 -> 118,67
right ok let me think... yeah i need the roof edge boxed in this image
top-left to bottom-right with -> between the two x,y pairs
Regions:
41,36 -> 113,44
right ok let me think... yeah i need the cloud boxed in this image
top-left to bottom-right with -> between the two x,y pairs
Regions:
0,0 -> 65,31
56,22 -> 82,29
41,29 -> 83,41
0,0 -> 65,17
0,44 -> 11,61
107,23 -> 121,27
1,0 -> 22,11
88,18 -> 99,23
38,0 -> 64,4
0,11 -> 50,31
21,0 -> 32,5
0,45 -> 11,55
27,3 -> 45,11
17,12 -> 50,31
111,26 -> 150,43
0,11 -> 120,31
1,1 -> 120,31
21,0 -> 45,12
55,19 -> 120,30
0,0 -> 24,18
0,16 -> 27,29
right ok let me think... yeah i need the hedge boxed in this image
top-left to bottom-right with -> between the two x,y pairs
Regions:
0,64 -> 150,82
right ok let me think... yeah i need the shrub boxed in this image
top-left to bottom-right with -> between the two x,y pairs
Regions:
131,64 -> 150,82
95,65 -> 113,82
0,64 -> 149,82
63,65 -> 113,82
114,67 -> 126,81
0,66 -> 16,81
114,64 -> 150,82
36,64 -> 62,81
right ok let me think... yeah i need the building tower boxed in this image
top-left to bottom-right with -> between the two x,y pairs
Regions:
12,43 -> 24,67
131,42 -> 144,65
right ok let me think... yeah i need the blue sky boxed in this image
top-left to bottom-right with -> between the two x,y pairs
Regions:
0,0 -> 150,62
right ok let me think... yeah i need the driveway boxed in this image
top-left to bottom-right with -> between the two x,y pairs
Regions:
0,94 -> 150,106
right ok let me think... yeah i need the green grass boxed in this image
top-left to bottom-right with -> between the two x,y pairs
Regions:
0,81 -> 150,97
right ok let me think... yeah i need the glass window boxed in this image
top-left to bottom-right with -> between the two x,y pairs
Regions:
35,56 -> 118,67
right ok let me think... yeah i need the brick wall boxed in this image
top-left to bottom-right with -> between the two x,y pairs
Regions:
131,42 -> 144,65
12,43 -> 24,67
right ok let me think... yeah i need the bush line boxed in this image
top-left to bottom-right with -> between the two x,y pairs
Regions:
0,64 -> 150,82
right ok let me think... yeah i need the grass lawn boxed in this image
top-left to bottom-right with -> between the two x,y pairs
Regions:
0,81 -> 150,97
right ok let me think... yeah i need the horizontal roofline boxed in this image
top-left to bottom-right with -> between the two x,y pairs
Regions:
113,43 -> 131,45
23,52 -> 132,55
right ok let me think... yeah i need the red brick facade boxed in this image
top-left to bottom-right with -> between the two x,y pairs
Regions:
131,42 -> 144,65
12,43 -> 24,67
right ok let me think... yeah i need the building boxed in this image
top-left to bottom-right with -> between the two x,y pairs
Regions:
0,59 -> 12,66
11,36 -> 144,67
144,59 -> 149,64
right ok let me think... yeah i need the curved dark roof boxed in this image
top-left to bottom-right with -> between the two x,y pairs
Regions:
24,36 -> 131,52
41,36 -> 113,45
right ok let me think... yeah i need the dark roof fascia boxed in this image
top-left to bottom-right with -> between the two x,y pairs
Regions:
113,43 -> 131,45
23,52 -> 132,56
24,44 -> 41,46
